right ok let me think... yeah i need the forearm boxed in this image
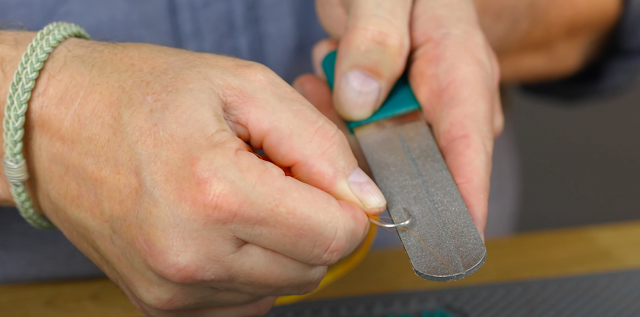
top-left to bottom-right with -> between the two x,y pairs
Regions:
0,31 -> 36,205
474,0 -> 623,82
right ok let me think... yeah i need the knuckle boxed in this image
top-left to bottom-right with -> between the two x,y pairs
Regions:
141,296 -> 180,312
127,297 -> 153,316
272,265 -> 326,296
191,148 -> 246,225
312,225 -> 348,265
439,130 -> 475,154
297,267 -> 327,295
148,250 -> 204,285
129,281 -> 185,312
351,20 -> 409,55
192,174 -> 237,224
144,238 -> 234,287
141,239 -> 224,286
245,299 -> 275,317
236,60 -> 279,86
303,118 -> 352,187
311,120 -> 346,158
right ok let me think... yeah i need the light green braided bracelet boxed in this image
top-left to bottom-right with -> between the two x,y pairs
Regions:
3,22 -> 90,229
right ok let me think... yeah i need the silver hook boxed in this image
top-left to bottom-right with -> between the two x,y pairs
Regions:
369,207 -> 412,228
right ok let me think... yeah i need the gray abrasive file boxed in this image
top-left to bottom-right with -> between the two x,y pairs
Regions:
323,51 -> 485,281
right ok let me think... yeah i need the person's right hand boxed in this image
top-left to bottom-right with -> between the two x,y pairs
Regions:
0,32 -> 386,316
314,0 -> 503,238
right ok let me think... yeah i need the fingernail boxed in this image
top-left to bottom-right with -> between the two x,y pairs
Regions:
336,70 -> 380,120
348,167 -> 386,211
480,232 -> 485,242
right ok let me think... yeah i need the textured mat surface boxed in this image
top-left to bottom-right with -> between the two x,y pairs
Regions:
267,269 -> 640,317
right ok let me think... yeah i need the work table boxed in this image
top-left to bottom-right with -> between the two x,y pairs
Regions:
2,221 -> 640,316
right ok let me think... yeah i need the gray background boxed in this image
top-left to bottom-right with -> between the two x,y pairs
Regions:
509,80 -> 640,232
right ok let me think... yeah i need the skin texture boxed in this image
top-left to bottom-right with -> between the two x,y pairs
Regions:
0,31 -> 386,317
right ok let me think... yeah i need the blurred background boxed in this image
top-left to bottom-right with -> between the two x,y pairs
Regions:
507,80 -> 640,232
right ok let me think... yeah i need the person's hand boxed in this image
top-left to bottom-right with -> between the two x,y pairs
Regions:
314,0 -> 504,236
0,32 -> 387,316
474,0 -> 622,82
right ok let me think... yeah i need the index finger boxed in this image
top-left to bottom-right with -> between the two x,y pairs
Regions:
409,0 -> 503,234
218,58 -> 386,214
227,148 -> 370,266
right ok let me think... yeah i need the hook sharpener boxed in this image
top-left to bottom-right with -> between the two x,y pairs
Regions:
323,51 -> 486,281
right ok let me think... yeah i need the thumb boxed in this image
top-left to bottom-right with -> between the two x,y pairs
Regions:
332,0 -> 413,121
293,73 -> 372,177
222,63 -> 386,214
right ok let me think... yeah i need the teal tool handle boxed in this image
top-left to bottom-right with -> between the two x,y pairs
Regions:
321,51 -> 420,131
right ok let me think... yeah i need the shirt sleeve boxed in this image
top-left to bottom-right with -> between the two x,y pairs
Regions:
521,0 -> 640,101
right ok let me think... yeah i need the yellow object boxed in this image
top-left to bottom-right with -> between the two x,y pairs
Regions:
274,224 -> 378,305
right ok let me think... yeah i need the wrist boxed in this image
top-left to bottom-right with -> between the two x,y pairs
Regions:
0,30 -> 89,213
0,31 -> 36,205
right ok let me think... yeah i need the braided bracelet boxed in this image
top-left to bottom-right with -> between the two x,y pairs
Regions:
3,22 -> 90,229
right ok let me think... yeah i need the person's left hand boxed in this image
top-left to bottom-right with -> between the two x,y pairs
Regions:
309,0 -> 504,237
0,33 -> 384,317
